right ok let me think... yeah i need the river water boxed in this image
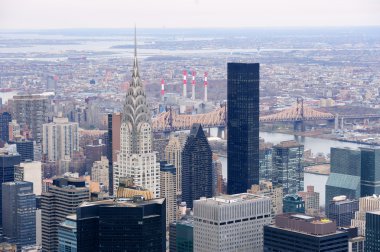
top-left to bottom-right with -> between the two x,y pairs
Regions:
217,131 -> 365,205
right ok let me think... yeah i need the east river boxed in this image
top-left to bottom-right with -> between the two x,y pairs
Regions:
218,131 -> 366,206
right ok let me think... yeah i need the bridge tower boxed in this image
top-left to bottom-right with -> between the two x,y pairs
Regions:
294,97 -> 305,131
217,103 -> 227,139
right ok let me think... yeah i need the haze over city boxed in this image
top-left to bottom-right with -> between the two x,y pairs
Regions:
1,0 -> 380,29
0,1 -> 380,252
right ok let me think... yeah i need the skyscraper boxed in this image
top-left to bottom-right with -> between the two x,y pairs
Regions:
361,147 -> 380,196
181,123 -> 212,209
114,32 -> 160,197
8,139 -> 34,162
57,215 -> 77,252
160,161 -> 177,228
352,195 -> 380,236
42,116 -> 79,162
227,63 -> 260,194
365,210 -> 380,252
325,147 -> 361,206
0,150 -> 21,228
298,185 -> 320,216
264,213 -> 349,252
272,140 -> 304,194
76,197 -> 166,251
2,181 -> 36,250
326,196 -> 359,227
165,132 -> 187,195
106,112 -> 121,196
0,112 -> 12,142
12,94 -> 50,144
14,161 -> 43,195
41,177 -> 89,252
248,181 -> 283,222
194,194 -> 271,252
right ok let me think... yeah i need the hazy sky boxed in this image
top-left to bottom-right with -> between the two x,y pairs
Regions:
1,0 -> 380,29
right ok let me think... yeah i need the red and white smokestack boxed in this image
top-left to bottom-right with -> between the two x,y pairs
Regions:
161,79 -> 165,97
183,70 -> 187,98
204,72 -> 208,102
191,70 -> 196,100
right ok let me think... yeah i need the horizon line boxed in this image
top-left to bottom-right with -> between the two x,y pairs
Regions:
1,25 -> 380,32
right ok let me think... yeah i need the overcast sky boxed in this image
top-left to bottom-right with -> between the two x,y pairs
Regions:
1,0 -> 379,30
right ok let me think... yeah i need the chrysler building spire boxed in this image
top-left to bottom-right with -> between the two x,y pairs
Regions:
115,28 -> 160,198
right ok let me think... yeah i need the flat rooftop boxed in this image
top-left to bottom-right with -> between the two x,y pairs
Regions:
79,197 -> 165,208
197,193 -> 269,205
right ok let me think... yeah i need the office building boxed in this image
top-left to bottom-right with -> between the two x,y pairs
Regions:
76,197 -> 166,251
0,150 -> 21,227
361,147 -> 380,196
165,132 -> 187,195
8,120 -> 21,141
0,112 -> 11,142
352,195 -> 380,236
227,63 -> 260,194
12,95 -> 50,144
248,181 -> 283,222
264,213 -> 349,252
57,215 -> 77,252
2,181 -> 36,250
298,185 -> 320,216
272,140 -> 304,194
365,210 -> 380,252
91,156 -> 109,192
8,139 -> 34,162
283,194 -> 305,214
182,123 -> 213,209
42,116 -> 79,162
41,177 -> 89,252
349,236 -> 365,252
0,243 -> 17,252
170,215 -> 194,252
212,156 -> 223,196
115,40 -> 160,197
194,193 -> 271,252
327,196 -> 359,227
84,139 -> 105,174
106,112 -> 121,196
259,141 -> 273,181
14,161 -> 42,195
325,147 -> 361,206
153,134 -> 170,161
160,161 -> 177,227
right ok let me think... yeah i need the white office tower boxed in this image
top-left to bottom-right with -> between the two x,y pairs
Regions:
42,116 -> 79,162
351,195 -> 380,236
115,31 -> 160,198
194,193 -> 271,252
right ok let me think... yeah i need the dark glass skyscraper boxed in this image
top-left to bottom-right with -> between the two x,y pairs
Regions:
365,210 -> 380,252
0,112 -> 11,142
2,181 -> 36,249
361,147 -> 380,196
227,63 -> 260,194
264,214 -> 349,252
182,123 -> 212,209
0,151 -> 21,227
325,147 -> 361,206
9,139 -> 34,161
76,197 -> 166,252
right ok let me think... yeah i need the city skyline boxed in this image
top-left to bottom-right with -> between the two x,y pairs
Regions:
0,0 -> 379,30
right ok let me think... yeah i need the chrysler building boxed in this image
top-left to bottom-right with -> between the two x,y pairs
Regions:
114,30 -> 160,197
